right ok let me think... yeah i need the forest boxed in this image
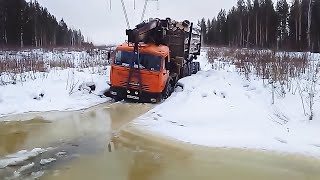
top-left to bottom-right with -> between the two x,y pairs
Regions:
0,0 -> 89,49
199,0 -> 320,52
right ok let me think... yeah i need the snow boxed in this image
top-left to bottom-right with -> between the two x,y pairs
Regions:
1,48 -> 319,158
55,151 -> 67,157
0,48 -> 112,118
133,50 -> 320,157
0,67 -> 111,118
0,148 -> 47,169
12,162 -> 35,179
40,158 -> 56,165
0,48 -> 110,68
30,171 -> 45,179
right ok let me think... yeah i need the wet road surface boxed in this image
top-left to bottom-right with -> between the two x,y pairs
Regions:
0,103 -> 320,180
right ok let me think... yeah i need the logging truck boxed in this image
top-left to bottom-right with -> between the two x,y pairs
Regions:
109,18 -> 201,103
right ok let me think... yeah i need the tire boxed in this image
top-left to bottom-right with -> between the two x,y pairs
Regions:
182,63 -> 191,77
195,62 -> 200,72
162,79 -> 174,99
191,62 -> 200,74
188,63 -> 192,76
113,95 -> 123,102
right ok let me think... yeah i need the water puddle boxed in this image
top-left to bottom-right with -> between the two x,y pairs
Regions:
0,103 -> 152,156
0,103 -> 153,179
42,126 -> 320,180
1,103 -> 320,180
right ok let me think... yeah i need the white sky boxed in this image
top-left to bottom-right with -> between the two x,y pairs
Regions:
36,0 -> 238,45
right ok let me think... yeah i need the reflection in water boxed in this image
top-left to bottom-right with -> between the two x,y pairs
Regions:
1,102 -> 320,180
0,103 -> 153,157
42,126 -> 320,180
0,117 -> 49,156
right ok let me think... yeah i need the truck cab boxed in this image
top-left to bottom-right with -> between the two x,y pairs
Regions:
109,43 -> 171,102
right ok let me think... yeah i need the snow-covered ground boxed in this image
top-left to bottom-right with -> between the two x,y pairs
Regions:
133,50 -> 320,157
1,47 -> 320,158
0,48 -> 110,66
0,67 -> 111,118
0,48 -> 112,119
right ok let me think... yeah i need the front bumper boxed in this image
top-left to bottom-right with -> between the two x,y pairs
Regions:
109,86 -> 162,103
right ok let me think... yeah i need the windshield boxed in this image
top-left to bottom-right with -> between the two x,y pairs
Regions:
115,51 -> 162,71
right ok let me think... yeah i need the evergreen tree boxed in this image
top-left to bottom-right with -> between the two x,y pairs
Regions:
0,0 -> 88,49
276,0 -> 289,49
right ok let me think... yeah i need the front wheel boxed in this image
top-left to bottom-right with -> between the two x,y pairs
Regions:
162,79 -> 174,99
113,95 -> 123,102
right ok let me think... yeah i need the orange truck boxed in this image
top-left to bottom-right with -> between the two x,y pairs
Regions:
109,18 -> 201,103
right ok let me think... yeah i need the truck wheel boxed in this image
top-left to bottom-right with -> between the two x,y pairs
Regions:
194,62 -> 200,73
188,63 -> 192,76
183,64 -> 191,77
113,96 -> 123,102
191,62 -> 197,74
162,79 -> 173,99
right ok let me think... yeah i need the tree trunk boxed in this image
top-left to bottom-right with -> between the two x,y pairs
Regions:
260,22 -> 262,46
240,19 -> 243,46
256,13 -> 258,46
20,27 -> 24,48
53,31 -> 56,46
20,8 -> 24,48
4,15 -> 7,45
295,16 -> 298,46
266,15 -> 268,47
247,16 -> 250,47
299,3 -> 302,50
4,28 -> 7,45
307,0 -> 312,50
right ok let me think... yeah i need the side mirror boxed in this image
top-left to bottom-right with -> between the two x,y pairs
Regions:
165,59 -> 170,70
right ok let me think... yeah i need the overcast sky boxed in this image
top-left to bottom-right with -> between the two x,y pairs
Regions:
36,0 -> 238,45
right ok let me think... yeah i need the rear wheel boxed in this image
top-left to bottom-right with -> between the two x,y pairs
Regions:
182,63 -> 191,77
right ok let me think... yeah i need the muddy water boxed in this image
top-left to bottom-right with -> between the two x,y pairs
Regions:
0,103 -> 152,157
1,103 -> 320,180
42,125 -> 320,180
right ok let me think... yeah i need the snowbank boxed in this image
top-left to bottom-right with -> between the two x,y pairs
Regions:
0,67 -> 111,118
133,51 -> 320,157
40,158 -> 56,165
0,148 -> 47,169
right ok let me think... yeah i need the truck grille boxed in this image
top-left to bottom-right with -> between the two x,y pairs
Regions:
120,81 -> 150,91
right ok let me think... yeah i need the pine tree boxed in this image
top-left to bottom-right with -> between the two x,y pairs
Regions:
237,0 -> 246,46
276,0 -> 289,49
0,0 -> 87,48
200,18 -> 207,44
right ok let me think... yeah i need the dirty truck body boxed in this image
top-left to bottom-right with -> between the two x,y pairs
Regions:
109,18 -> 201,103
